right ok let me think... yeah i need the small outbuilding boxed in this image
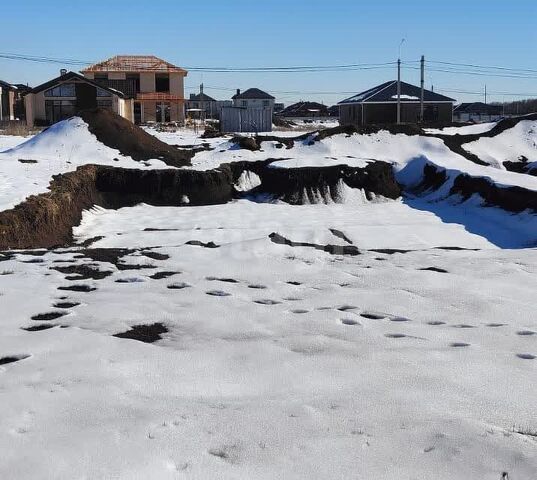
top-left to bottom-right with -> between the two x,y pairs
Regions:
277,101 -> 329,118
24,71 -> 133,127
338,80 -> 456,126
453,102 -> 503,123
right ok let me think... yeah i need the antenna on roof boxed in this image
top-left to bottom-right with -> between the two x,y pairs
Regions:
396,39 -> 404,125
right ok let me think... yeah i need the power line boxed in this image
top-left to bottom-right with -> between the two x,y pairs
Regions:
428,60 -> 537,74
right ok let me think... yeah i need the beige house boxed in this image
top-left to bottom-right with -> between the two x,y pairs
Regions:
81,55 -> 188,124
24,71 -> 132,127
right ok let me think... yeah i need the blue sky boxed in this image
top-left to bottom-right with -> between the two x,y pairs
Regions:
1,0 -> 536,106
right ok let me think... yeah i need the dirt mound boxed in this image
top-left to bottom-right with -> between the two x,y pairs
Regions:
79,109 -> 193,167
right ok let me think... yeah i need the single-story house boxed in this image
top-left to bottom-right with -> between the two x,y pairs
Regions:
24,71 -> 133,127
232,88 -> 275,109
277,101 -> 329,118
0,79 -> 17,121
453,102 -> 503,123
338,81 -> 456,126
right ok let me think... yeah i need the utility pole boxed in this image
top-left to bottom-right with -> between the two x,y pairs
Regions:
420,55 -> 425,123
484,84 -> 487,104
397,58 -> 401,124
397,39 -> 404,125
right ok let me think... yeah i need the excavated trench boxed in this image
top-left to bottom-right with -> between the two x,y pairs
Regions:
1,110 -> 535,250
0,159 -> 400,250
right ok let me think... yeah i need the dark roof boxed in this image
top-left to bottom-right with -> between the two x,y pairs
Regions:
454,102 -> 502,115
0,79 -> 16,90
232,88 -> 275,100
189,92 -> 217,102
31,71 -> 126,98
338,81 -> 455,104
277,101 -> 328,116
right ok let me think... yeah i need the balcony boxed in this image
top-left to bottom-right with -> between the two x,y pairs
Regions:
136,92 -> 185,102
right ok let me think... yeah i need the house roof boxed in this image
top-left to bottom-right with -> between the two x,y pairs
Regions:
0,79 -> 16,90
454,102 -> 502,115
277,101 -> 328,116
81,55 -> 187,74
232,88 -> 275,100
30,71 -> 126,98
189,92 -> 217,102
338,81 -> 455,104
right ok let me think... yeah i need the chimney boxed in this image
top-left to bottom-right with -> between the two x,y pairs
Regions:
236,89 -> 240,96
190,93 -> 195,100
60,69 -> 67,76
200,83 -> 204,95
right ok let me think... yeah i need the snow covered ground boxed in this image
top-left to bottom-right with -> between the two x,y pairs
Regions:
1,199 -> 536,479
0,118 -> 171,211
424,122 -> 497,136
463,120 -> 537,169
1,116 -> 536,479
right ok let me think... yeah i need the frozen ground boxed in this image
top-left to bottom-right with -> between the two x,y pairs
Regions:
1,199 -> 536,479
1,117 -> 536,479
424,122 -> 497,136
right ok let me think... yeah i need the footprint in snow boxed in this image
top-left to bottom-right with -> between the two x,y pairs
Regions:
517,330 -> 535,336
206,290 -> 231,297
427,321 -> 446,326
389,316 -> 411,322
341,318 -> 360,326
22,324 -> 56,332
58,284 -> 96,292
516,353 -> 535,360
291,309 -> 309,314
254,299 -> 281,305
338,305 -> 358,312
31,311 -> 68,321
0,354 -> 31,365
486,323 -> 506,327
452,324 -> 475,329
167,282 -> 191,290
206,276 -> 239,283
360,312 -> 386,320
450,342 -> 470,348
247,284 -> 267,289
385,333 -> 408,338
53,301 -> 80,309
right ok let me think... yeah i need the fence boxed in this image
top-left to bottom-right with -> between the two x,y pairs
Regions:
220,107 -> 272,133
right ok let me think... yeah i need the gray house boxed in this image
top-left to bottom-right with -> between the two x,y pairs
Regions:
0,79 -> 16,122
232,88 -> 275,109
338,81 -> 455,126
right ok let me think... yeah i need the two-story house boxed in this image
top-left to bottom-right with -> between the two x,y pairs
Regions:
81,55 -> 188,124
231,88 -> 275,109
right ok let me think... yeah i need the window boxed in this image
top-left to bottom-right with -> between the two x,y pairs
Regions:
96,87 -> 112,97
241,100 -> 247,107
45,99 -> 76,124
126,73 -> 140,93
155,73 -> 170,93
97,99 -> 113,110
44,83 -> 76,97
263,100 -> 269,107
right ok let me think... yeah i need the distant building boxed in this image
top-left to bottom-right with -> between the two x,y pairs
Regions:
24,71 -> 131,127
453,102 -> 503,123
277,101 -> 329,118
274,102 -> 285,113
0,80 -> 17,121
185,84 -> 231,119
81,55 -> 188,124
338,80 -> 456,126
232,88 -> 275,109
327,105 -> 339,117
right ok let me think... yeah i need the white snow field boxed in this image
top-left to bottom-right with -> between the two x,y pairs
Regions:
424,122 -> 497,136
463,120 -> 537,169
1,116 -> 537,479
1,199 -> 537,479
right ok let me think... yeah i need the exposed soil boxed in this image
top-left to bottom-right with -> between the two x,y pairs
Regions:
51,264 -> 113,280
113,323 -> 169,343
79,109 -> 193,168
31,311 -> 68,321
269,232 -> 361,256
150,271 -> 180,280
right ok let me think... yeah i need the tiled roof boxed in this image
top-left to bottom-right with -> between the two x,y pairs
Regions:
81,55 -> 187,74
338,81 -> 455,104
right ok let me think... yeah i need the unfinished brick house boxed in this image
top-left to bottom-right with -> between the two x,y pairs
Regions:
81,55 -> 188,124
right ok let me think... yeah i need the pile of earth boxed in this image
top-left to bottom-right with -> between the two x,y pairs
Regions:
79,109 -> 193,168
